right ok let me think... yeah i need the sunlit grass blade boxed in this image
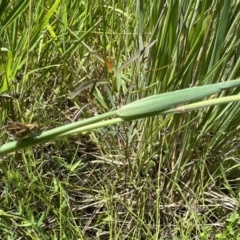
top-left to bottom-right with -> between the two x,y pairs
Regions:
118,79 -> 240,118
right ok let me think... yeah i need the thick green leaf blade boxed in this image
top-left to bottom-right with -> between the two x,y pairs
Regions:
118,79 -> 240,117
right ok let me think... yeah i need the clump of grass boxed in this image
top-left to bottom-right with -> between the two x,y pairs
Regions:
1,0 -> 240,239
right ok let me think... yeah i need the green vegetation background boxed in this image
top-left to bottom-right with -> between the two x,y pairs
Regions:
1,0 -> 240,239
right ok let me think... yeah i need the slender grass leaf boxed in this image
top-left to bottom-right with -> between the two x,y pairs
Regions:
118,79 -> 240,118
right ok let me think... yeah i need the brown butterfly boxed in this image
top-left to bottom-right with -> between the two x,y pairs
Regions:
4,122 -> 39,139
89,52 -> 114,73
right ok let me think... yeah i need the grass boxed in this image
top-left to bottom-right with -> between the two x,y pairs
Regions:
1,0 -> 240,239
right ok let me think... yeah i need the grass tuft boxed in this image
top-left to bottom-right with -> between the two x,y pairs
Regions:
1,0 -> 240,239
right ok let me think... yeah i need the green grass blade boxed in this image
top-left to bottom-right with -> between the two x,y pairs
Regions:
118,79 -> 240,117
